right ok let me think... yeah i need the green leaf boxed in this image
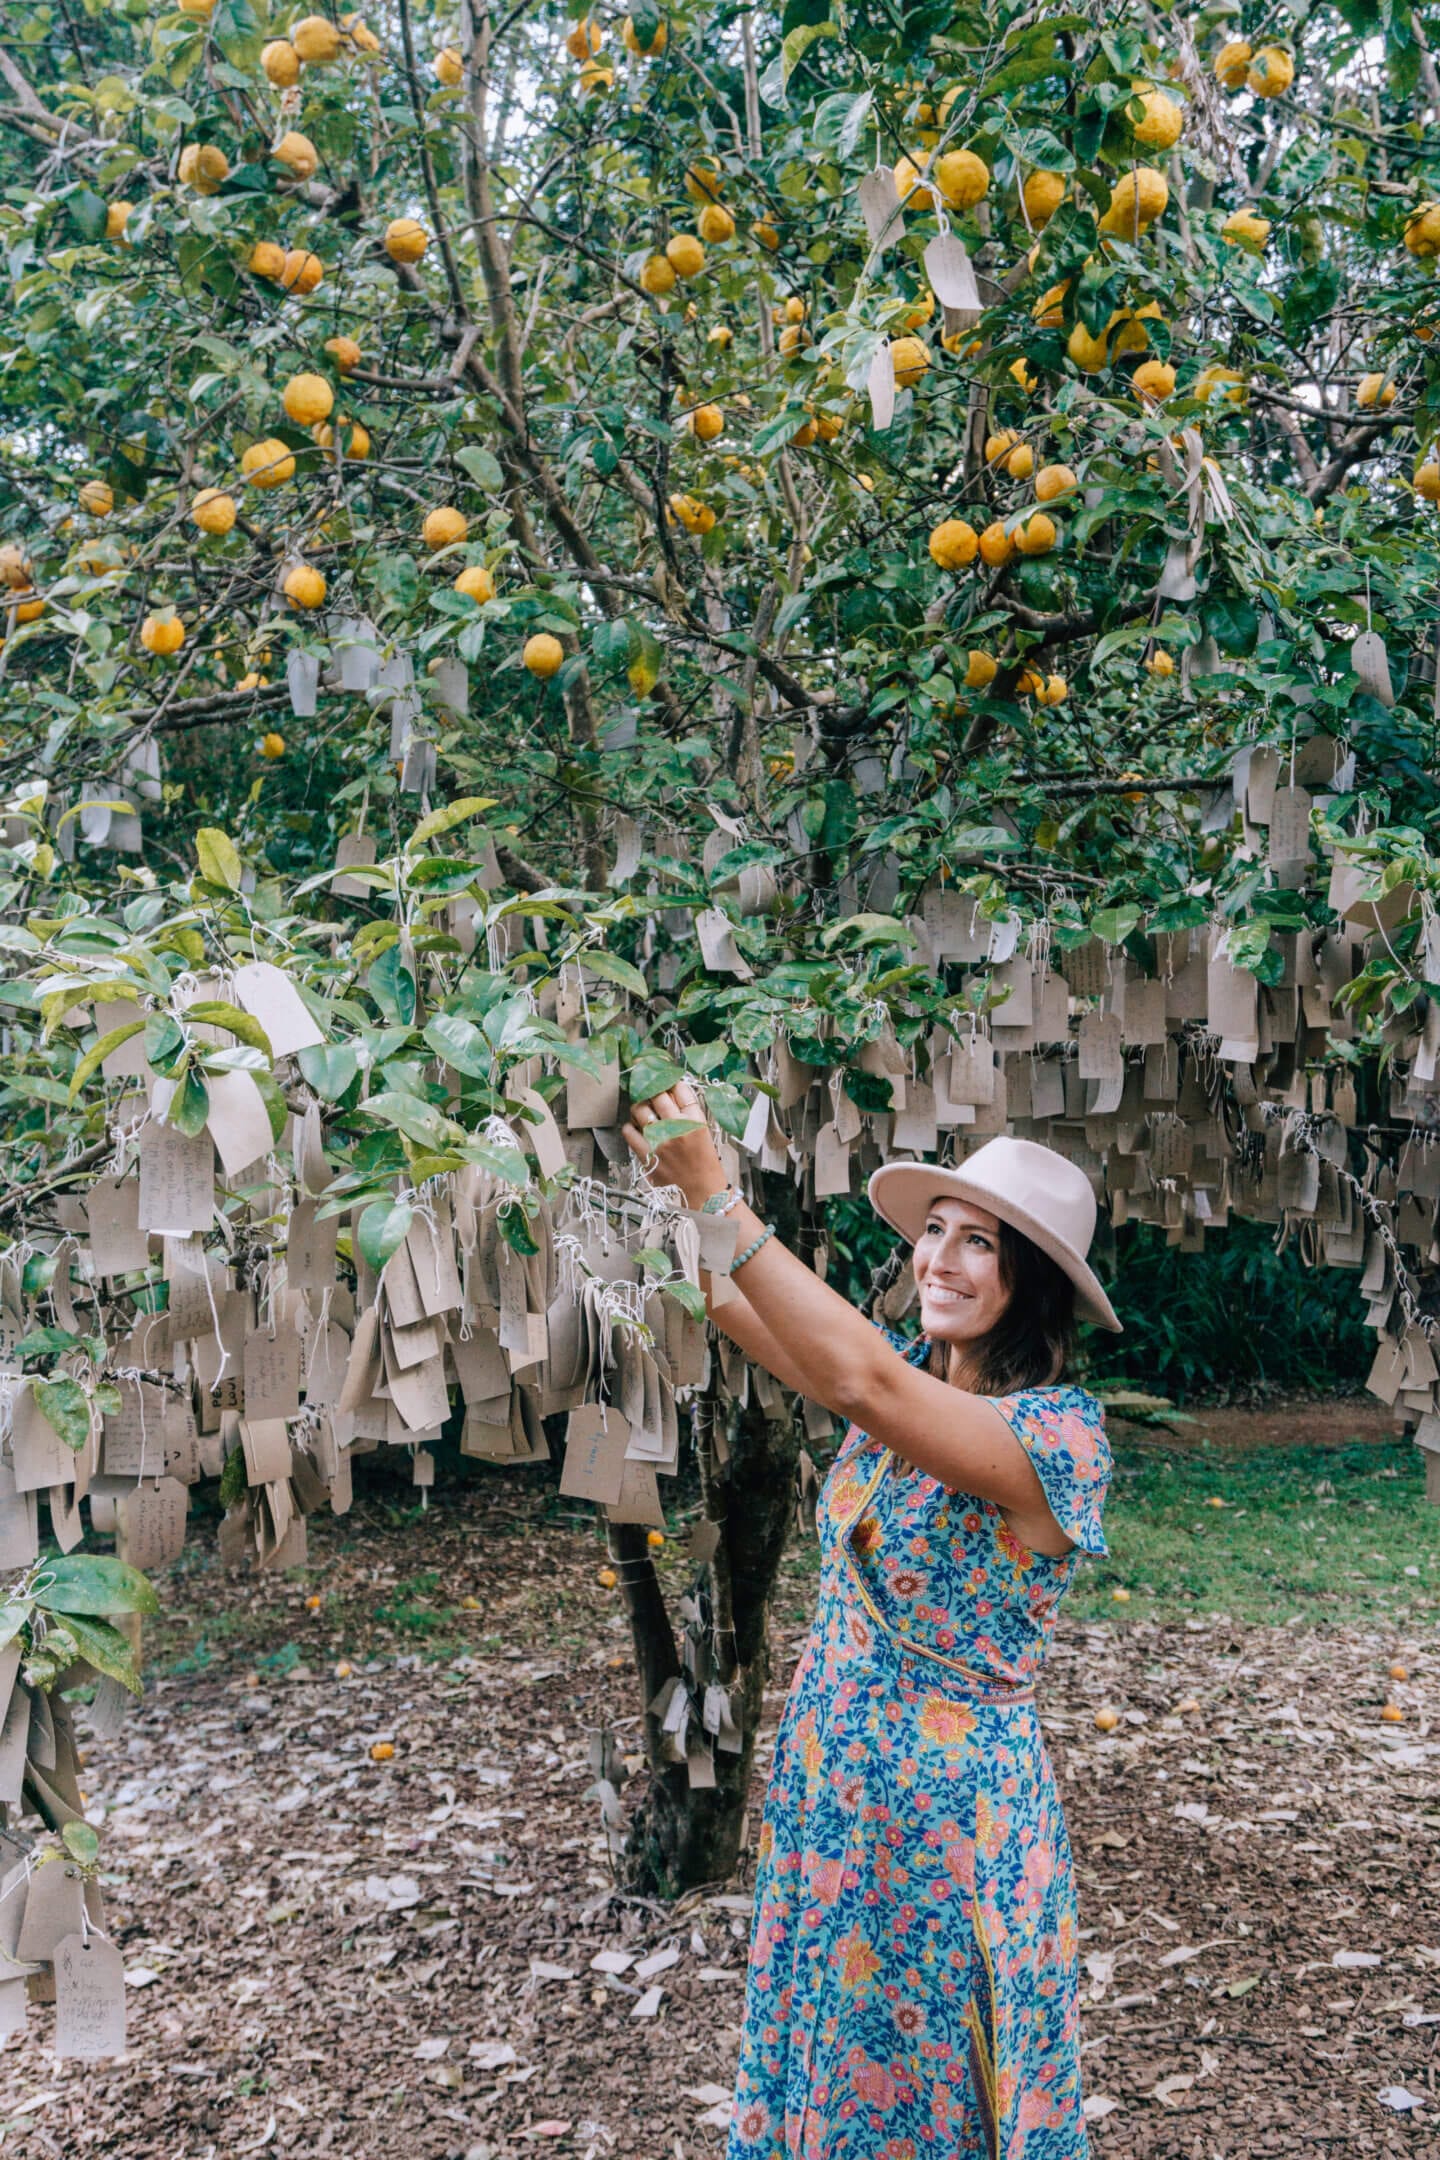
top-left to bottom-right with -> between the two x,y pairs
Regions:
59,1612 -> 143,1695
296,1043 -> 359,1102
497,1201 -> 539,1257
184,1002 -> 274,1059
68,1018 -> 145,1102
34,1376 -> 90,1452
34,1555 -> 160,1616
455,446 -> 504,491
363,1090 -> 467,1150
195,826 -> 243,891
356,1199 -> 413,1273
664,1279 -> 707,1323
169,1065 -> 211,1137
406,796 -> 500,851
639,1117 -> 702,1144
62,1820 -> 100,1867
1090,905 -> 1141,946
578,948 -> 648,997
423,1010 -> 491,1077
627,1047 -> 686,1100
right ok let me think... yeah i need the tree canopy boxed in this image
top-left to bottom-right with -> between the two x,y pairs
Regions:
3,0 -> 1440,2051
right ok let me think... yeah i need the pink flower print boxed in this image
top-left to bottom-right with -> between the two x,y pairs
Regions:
809,1856 -> 848,1906
734,2099 -> 770,2143
1023,1841 -> 1055,1893
850,2057 -> 900,2109
890,1568 -> 924,1600
942,1839 -> 976,1892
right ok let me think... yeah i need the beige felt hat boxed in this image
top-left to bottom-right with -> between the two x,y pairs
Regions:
867,1134 -> 1122,1332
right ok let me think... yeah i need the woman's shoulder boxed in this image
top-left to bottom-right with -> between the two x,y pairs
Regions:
991,1382 -> 1111,1460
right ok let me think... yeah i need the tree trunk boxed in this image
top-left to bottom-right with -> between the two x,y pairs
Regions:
619,1171 -> 808,1896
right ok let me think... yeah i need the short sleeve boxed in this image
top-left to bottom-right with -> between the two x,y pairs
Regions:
986,1386 -> 1112,1556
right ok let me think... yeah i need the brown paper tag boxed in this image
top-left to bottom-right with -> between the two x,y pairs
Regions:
243,1327 -> 303,1420
205,1069 -> 275,1180
559,1406 -> 630,1505
136,1117 -> 214,1236
54,1930 -> 127,2059
84,1179 -> 151,1277
115,1477 -> 188,1570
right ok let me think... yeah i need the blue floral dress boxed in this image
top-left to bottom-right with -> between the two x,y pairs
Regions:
727,1333 -> 1111,2160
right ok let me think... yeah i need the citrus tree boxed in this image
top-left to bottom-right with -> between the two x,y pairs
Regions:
2,0 -> 1440,1948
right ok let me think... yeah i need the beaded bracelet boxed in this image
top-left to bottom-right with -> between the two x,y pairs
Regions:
730,1223 -> 776,1274
700,1186 -> 743,1218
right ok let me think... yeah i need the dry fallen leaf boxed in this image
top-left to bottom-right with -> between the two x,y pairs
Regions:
1082,2094 -> 1122,2120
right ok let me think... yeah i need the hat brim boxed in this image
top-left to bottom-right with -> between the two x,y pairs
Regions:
867,1162 -> 1123,1332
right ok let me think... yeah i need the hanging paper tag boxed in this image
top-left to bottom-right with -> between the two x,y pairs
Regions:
286,650 -> 320,717
867,345 -> 895,434
54,1931 -> 127,2060
924,232 -> 980,321
1351,629 -> 1394,708
857,169 -> 904,253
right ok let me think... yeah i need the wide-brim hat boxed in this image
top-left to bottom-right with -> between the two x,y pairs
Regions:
867,1134 -> 1122,1332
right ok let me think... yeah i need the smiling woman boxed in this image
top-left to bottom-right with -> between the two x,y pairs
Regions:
624,1088 -> 1123,2159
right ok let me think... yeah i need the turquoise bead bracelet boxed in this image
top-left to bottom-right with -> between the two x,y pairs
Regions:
730,1223 -> 776,1274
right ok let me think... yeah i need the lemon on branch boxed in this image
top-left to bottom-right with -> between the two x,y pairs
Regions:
524,632 -> 564,677
283,373 -> 334,426
242,439 -> 297,487
324,335 -> 362,374
283,563 -> 327,609
385,218 -> 428,263
928,519 -> 977,569
454,564 -> 495,603
140,613 -> 184,655
191,488 -> 237,535
422,507 -> 468,549
291,13 -> 342,62
261,39 -> 300,85
178,143 -> 229,193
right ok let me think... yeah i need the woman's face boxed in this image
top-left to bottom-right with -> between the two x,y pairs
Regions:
912,1197 -> 1011,1349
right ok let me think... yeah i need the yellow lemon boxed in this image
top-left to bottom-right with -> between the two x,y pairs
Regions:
1021,169 -> 1065,228
436,46 -> 463,85
283,563 -> 327,608
1035,672 -> 1067,705
1404,202 -> 1440,258
1098,166 -> 1168,239
1032,279 -> 1070,327
248,240 -> 287,281
291,13 -> 342,63
282,372 -> 333,426
977,520 -> 1013,567
260,731 -> 286,758
565,17 -> 602,58
1414,461 -> 1440,501
640,253 -> 677,295
751,219 -> 780,251
1009,358 -> 1038,394
928,518 -> 977,569
1145,648 -> 1175,677
105,201 -> 133,240
1067,321 -> 1110,372
1006,443 -> 1035,480
1034,462 -> 1077,502
261,38 -> 301,85
1017,511 -> 1056,555
665,233 -> 706,278
524,631 -> 564,677
140,613 -> 184,655
1221,209 -> 1271,252
890,335 -> 930,388
242,438 -> 297,487
178,143 -> 229,193
280,248 -> 324,292
1131,358 -> 1176,399
325,334 -> 362,374
1094,1706 -> 1120,1732
79,481 -> 114,517
965,649 -> 997,689
454,563 -> 495,603
314,419 -> 370,457
1214,38 -> 1252,89
698,203 -> 734,243
273,130 -> 319,179
708,324 -> 733,348
1356,372 -> 1396,409
578,58 -> 613,94
191,488 -> 236,535
423,506 -> 468,550
1129,86 -> 1183,150
684,159 -> 724,204
1248,45 -> 1294,98
690,403 -> 724,441
384,217 -> 428,263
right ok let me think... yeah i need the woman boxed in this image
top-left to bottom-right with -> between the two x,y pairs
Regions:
624,1083 -> 1122,2160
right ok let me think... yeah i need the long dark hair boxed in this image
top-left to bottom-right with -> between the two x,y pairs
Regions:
932,1220 -> 1077,1395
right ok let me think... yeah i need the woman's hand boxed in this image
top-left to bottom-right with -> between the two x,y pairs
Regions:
622,1082 -> 728,1209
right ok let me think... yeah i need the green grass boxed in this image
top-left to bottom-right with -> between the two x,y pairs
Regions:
1068,1438 -> 1440,1627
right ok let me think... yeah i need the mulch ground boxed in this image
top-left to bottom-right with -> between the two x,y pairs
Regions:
0,1467 -> 1436,2159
